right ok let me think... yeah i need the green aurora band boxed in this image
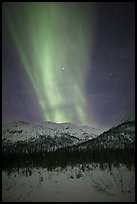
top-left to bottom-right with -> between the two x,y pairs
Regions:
3,2 -> 96,125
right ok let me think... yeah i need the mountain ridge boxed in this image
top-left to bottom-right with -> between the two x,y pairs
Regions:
70,120 -> 135,151
2,120 -> 98,152
2,120 -> 135,153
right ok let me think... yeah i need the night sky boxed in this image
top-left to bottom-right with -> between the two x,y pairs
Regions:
2,2 -> 135,129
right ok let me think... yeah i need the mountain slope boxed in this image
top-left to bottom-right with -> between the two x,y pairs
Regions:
70,120 -> 135,151
2,120 -> 98,152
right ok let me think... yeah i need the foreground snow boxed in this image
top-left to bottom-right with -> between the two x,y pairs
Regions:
2,164 -> 135,202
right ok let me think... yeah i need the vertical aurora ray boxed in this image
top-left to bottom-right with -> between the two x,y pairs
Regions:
3,2 -> 96,125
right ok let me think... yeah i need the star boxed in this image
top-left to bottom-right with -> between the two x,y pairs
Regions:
109,72 -> 113,76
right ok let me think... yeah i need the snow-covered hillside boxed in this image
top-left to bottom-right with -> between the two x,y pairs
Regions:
2,120 -> 135,153
2,120 -> 98,152
71,120 -> 135,150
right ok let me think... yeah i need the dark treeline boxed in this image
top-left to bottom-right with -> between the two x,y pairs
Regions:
2,146 -> 135,172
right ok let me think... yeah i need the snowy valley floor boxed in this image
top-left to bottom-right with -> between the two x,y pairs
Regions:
2,163 -> 135,202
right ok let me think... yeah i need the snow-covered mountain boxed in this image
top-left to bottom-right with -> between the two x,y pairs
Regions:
71,120 -> 135,151
2,120 -> 98,152
3,120 -> 135,154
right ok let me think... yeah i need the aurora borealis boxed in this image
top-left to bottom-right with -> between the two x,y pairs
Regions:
3,2 -> 96,125
2,2 -> 135,129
